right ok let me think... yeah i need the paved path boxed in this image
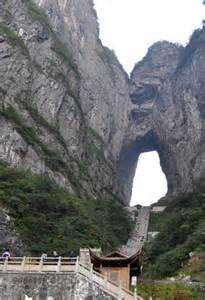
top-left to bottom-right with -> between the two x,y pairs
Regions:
120,206 -> 150,256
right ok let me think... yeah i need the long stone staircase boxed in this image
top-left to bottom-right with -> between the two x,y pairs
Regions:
120,206 -> 150,257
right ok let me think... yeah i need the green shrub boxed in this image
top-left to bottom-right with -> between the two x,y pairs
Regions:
0,162 -> 132,255
137,282 -> 204,300
145,192 -> 205,278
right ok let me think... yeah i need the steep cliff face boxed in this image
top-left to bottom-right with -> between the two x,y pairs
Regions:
0,0 -> 205,210
120,28 -> 205,200
0,0 -> 131,204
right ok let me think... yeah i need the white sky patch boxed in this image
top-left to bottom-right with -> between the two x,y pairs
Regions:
93,1 -> 205,206
130,152 -> 167,206
94,0 -> 205,73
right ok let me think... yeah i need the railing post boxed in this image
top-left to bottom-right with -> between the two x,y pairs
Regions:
57,256 -> 61,272
118,280 -> 122,300
90,263 -> 94,295
3,257 -> 8,272
21,256 -> 26,272
104,272 -> 108,290
39,256 -> 43,272
90,263 -> 93,277
75,256 -> 79,273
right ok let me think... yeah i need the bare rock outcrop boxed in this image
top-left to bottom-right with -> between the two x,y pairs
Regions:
120,29 -> 205,201
0,0 -> 131,204
0,0 -> 205,209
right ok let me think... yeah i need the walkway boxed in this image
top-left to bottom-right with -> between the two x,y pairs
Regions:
120,206 -> 150,257
0,256 -> 143,300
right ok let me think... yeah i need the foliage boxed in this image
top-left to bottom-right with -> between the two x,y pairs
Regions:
0,162 -> 132,255
137,282 -> 204,300
180,251 -> 205,283
145,192 -> 205,278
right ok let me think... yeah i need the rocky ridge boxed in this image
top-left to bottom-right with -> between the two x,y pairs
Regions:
0,0 -> 205,208
0,0 -> 131,206
120,29 -> 205,200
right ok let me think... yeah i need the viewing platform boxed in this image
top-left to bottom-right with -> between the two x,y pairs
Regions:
0,256 -> 77,273
0,256 -> 143,300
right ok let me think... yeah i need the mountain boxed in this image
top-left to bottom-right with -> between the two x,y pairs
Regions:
0,0 -> 132,254
122,28 -> 205,200
0,0 -> 205,256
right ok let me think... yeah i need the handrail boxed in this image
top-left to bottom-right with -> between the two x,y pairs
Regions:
0,257 -> 143,299
77,261 -> 136,299
0,256 -> 77,273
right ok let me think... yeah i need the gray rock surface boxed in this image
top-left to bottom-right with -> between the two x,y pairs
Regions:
0,0 -> 205,210
120,29 -> 205,200
0,0 -> 131,205
0,273 -> 116,299
0,207 -> 25,256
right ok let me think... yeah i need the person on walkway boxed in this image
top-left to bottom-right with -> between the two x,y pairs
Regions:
69,250 -> 76,263
1,248 -> 10,259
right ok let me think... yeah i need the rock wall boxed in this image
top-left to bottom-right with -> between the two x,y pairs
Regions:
0,0 -> 131,204
0,0 -> 205,208
0,208 -> 25,256
0,273 -> 116,299
120,28 -> 205,200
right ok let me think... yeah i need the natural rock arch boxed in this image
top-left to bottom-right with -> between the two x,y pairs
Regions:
119,38 -> 205,204
119,130 -> 169,203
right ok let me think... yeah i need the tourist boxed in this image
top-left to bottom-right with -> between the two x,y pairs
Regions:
1,248 -> 10,259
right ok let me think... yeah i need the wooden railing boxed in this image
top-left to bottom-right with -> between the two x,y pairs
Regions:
0,256 -> 76,273
76,259 -> 143,300
0,257 -> 143,300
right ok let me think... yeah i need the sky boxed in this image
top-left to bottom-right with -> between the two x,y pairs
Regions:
93,0 -> 205,206
94,0 -> 205,73
130,152 -> 167,206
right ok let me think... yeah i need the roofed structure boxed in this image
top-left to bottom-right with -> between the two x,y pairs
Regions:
89,249 -> 142,289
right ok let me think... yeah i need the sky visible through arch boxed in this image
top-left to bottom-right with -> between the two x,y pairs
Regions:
93,0 -> 205,206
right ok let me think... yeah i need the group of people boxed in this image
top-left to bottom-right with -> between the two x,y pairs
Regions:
0,249 -> 75,259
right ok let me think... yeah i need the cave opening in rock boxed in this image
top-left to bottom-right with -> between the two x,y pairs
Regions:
130,151 -> 167,207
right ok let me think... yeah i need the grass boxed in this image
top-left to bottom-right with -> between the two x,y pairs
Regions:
0,161 -> 133,255
137,282 -> 204,300
180,251 -> 205,283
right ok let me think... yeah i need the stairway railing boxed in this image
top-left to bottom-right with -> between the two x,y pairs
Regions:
0,257 -> 143,299
76,257 -> 143,300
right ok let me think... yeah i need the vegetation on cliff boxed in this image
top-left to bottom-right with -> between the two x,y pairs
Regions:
145,192 -> 205,280
0,161 -> 133,255
137,282 -> 203,300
